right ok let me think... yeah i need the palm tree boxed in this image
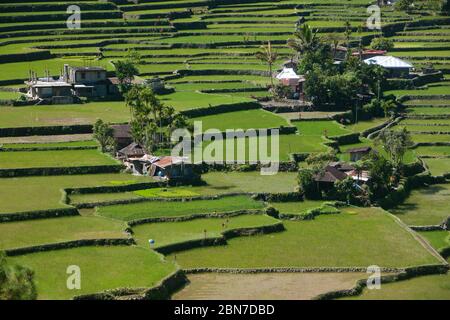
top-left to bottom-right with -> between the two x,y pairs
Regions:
325,33 -> 345,59
353,161 -> 365,184
255,41 -> 278,87
140,87 -> 164,143
287,23 -> 320,55
373,65 -> 386,100
344,20 -> 352,49
143,122 -> 158,154
381,99 -> 396,119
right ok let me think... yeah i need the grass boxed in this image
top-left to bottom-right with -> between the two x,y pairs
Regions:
404,100 -> 450,106
68,171 -> 298,205
293,120 -> 350,137
278,111 -> 346,121
10,246 -> 176,300
406,107 -> 450,115
197,133 -> 329,162
132,214 -> 279,248
418,230 -> 450,252
0,173 -> 154,213
0,91 -> 23,100
167,207 -> 439,269
344,118 -> 387,133
411,134 -> 450,143
390,184 -> 450,226
0,93 -> 252,128
387,84 -> 450,96
190,109 -> 288,131
395,125 -> 450,133
268,200 -> 326,214
198,171 -> 297,194
134,187 -> 200,198
344,273 -> 450,300
0,1 -> 447,301
414,146 -> 450,157
69,192 -> 143,205
0,216 -> 127,250
172,82 -> 261,91
158,91 -> 254,111
0,101 -> 130,128
0,149 -> 118,169
423,158 -> 450,176
96,195 -> 264,221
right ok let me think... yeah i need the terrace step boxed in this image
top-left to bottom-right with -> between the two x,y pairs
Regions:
0,2 -> 117,13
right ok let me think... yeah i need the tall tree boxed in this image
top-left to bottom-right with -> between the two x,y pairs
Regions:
297,169 -> 319,199
288,23 -> 320,55
125,85 -> 187,151
143,87 -> 166,143
93,119 -> 115,153
366,152 -> 394,200
344,20 -> 352,50
380,99 -> 397,118
142,122 -> 158,153
113,60 -> 139,90
255,41 -> 278,87
373,65 -> 386,100
126,49 -> 142,65
375,128 -> 414,171
325,32 -> 345,59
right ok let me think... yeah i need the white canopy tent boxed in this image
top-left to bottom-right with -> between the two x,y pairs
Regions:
364,56 -> 413,69
276,68 -> 301,80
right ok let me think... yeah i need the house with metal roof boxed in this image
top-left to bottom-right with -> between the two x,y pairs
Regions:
364,55 -> 414,78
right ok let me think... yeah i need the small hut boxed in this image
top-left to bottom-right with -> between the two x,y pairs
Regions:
347,147 -> 373,162
276,68 -> 306,94
148,156 -> 194,181
117,143 -> 145,161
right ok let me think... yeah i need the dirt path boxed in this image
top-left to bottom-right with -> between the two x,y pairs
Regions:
387,211 -> 448,265
0,134 -> 92,144
172,272 -> 368,300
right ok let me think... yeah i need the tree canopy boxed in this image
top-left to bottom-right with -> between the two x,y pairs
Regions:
0,253 -> 36,300
125,85 -> 188,153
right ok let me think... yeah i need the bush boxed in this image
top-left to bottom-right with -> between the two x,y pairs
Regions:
271,83 -> 294,100
306,151 -> 338,168
370,37 -> 394,51
297,169 -> 319,199
0,208 -> 79,223
0,253 -> 36,300
265,206 -> 279,218
395,0 -> 414,11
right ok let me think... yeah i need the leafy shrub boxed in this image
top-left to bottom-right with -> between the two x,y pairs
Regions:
0,253 -> 36,300
370,37 -> 394,51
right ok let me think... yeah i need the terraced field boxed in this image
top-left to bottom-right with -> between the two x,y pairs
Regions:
0,0 -> 449,301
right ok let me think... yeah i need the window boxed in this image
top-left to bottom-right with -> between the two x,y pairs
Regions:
80,72 -> 86,80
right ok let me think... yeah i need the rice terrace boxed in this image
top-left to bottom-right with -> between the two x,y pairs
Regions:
0,0 -> 449,305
